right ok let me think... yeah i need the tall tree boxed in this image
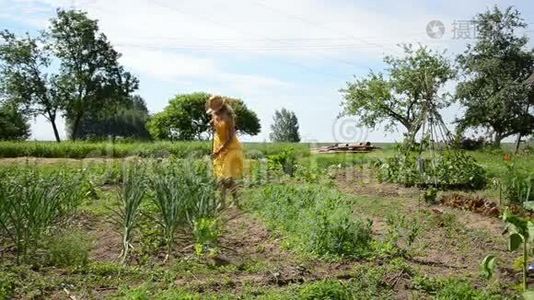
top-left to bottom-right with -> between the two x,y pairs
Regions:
340,45 -> 455,143
456,6 -> 534,147
269,108 -> 300,142
70,95 -> 151,140
0,31 -> 62,142
50,9 -> 138,140
0,102 -> 30,140
148,92 -> 260,140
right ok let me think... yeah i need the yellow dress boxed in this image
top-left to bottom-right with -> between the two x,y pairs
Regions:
213,118 -> 244,179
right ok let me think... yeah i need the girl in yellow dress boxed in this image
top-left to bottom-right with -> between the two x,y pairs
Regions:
206,95 -> 244,208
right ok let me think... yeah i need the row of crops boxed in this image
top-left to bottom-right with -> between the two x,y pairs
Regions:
0,149 -> 380,269
1,148 -> 532,265
0,160 -> 222,265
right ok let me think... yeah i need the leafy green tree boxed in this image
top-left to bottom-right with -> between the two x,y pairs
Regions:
456,6 -> 534,147
0,31 -> 62,142
0,9 -> 138,141
0,102 -> 30,140
69,95 -> 150,140
148,92 -> 260,140
50,9 -> 138,140
340,45 -> 455,143
269,108 -> 300,142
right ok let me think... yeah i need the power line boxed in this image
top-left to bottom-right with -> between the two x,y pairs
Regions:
145,0 -> 363,79
247,0 -> 398,54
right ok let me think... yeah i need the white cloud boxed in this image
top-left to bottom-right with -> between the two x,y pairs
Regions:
118,48 -> 217,79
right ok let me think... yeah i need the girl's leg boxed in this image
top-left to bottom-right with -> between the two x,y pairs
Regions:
229,179 -> 241,208
219,179 -> 228,209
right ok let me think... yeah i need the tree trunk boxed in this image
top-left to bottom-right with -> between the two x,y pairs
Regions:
515,133 -> 522,154
516,102 -> 531,154
46,111 -> 61,143
70,113 -> 83,141
493,132 -> 503,148
51,120 -> 61,143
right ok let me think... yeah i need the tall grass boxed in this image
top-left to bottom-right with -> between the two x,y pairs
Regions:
0,168 -> 85,263
0,141 -> 311,159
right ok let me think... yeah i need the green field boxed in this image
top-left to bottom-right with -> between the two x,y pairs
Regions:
0,142 -> 533,299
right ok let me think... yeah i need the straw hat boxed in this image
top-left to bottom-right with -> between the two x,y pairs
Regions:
206,95 -> 225,114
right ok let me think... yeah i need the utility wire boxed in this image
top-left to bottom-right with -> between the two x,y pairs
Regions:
145,0 -> 362,79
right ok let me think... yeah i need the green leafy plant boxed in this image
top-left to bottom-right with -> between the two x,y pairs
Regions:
502,211 -> 534,291
267,148 -> 297,176
245,184 -> 373,258
382,214 -> 421,257
480,255 -> 497,280
420,187 -> 438,204
377,149 -> 486,189
192,217 -> 219,257
307,206 -> 373,258
501,163 -> 534,204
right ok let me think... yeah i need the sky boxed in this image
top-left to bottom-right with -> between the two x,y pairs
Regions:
1,0 -> 534,143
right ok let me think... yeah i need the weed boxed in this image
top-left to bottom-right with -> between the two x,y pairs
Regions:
245,184 -> 373,259
501,163 -> 534,204
382,214 -> 421,257
43,230 -> 91,268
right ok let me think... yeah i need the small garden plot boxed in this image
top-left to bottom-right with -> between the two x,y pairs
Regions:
0,149 -> 532,299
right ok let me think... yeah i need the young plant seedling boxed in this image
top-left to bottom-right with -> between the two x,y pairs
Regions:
502,211 -> 534,291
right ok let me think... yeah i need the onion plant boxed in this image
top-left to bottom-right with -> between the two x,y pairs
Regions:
150,159 -> 219,261
111,163 -> 146,264
150,165 -> 187,261
0,169 -> 83,264
182,161 -> 219,225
